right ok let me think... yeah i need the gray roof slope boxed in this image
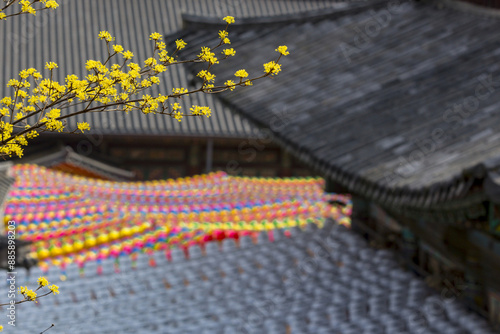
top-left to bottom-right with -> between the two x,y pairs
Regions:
14,223 -> 498,334
176,2 -> 500,208
0,0 -> 357,138
0,163 -> 15,208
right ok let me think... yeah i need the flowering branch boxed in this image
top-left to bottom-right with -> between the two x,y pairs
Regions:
0,15 -> 290,158
0,0 -> 59,20
0,276 -> 59,332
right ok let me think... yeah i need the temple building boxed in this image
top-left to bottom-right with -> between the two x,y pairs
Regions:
174,0 -> 500,324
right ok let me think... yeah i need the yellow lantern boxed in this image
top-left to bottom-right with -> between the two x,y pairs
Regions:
37,249 -> 50,260
109,230 -> 120,241
120,227 -> 131,238
85,237 -> 96,248
73,240 -> 84,251
50,247 -> 62,257
97,234 -> 109,244
62,243 -> 73,254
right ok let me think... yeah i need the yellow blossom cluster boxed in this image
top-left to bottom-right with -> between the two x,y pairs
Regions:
18,286 -> 37,301
198,46 -> 219,65
37,276 -> 49,287
234,69 -> 249,79
77,122 -> 90,133
175,39 -> 187,50
0,16 -> 289,158
0,275 -> 61,330
197,70 -> 216,83
190,105 -> 211,117
276,45 -> 290,56
263,61 -> 281,75
0,1 -> 58,22
222,48 -> 236,57
17,276 -> 59,303
223,16 -> 235,24
224,80 -> 236,91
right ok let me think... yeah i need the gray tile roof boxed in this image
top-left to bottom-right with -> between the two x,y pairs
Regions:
0,0 -> 356,138
14,223 -> 498,334
0,162 -> 15,208
176,2 -> 500,208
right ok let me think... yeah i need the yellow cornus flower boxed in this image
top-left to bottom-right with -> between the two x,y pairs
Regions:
37,276 -> 49,287
219,30 -> 228,39
141,79 -> 152,88
154,64 -> 166,73
157,94 -> 168,103
77,122 -> 90,133
98,31 -> 114,42
45,119 -> 64,132
144,57 -> 157,67
150,76 -> 160,85
263,61 -> 281,75
45,62 -> 58,70
203,83 -> 214,92
197,70 -> 216,83
172,103 -> 181,111
26,130 -> 38,139
223,16 -> 235,24
20,0 -> 36,15
190,105 -> 211,117
222,48 -> 236,57
17,90 -> 27,98
1,97 -> 12,106
234,69 -> 249,78
175,39 -> 187,50
128,62 -> 141,72
112,44 -> 124,53
173,111 -> 182,122
0,108 -> 10,117
0,12 -> 6,20
122,50 -> 134,60
14,112 -> 24,121
205,72 -> 216,82
48,285 -> 59,295
198,47 -> 218,64
276,45 -> 290,56
149,32 -> 162,41
19,70 -> 29,79
46,108 -> 61,119
24,289 -> 37,301
224,80 -> 236,91
44,0 -> 59,9
7,79 -> 20,88
172,87 -> 188,95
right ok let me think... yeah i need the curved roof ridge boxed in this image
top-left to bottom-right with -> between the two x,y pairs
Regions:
438,0 -> 500,18
181,0 -> 390,29
176,1 -> 500,210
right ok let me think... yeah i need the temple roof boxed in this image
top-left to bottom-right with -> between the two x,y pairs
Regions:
0,162 -> 15,209
175,1 -> 500,209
